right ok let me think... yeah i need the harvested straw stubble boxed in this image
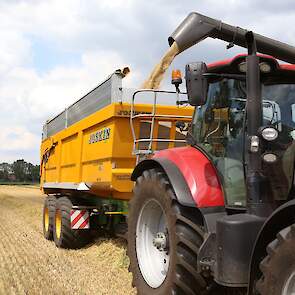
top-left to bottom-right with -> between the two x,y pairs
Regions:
141,42 -> 179,89
0,186 -> 135,295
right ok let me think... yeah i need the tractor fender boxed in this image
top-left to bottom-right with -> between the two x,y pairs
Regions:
132,150 -> 226,232
132,146 -> 225,208
131,157 -> 196,207
248,199 -> 295,294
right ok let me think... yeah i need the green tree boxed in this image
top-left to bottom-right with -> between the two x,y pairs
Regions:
0,163 -> 11,182
0,160 -> 40,183
31,165 -> 40,182
12,159 -> 27,182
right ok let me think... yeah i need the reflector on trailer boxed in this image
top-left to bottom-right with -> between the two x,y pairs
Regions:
70,209 -> 90,229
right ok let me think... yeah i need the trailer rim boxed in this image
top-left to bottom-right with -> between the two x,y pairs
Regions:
44,207 -> 49,232
136,198 -> 170,288
283,270 -> 295,295
55,209 -> 62,240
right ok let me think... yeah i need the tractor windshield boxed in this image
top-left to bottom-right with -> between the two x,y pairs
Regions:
191,79 -> 295,207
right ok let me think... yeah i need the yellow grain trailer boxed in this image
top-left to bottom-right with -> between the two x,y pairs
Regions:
40,70 -> 192,248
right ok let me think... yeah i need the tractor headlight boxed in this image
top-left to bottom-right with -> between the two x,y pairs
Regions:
259,62 -> 271,73
238,62 -> 247,73
262,153 -> 278,163
261,127 -> 279,141
238,61 -> 271,73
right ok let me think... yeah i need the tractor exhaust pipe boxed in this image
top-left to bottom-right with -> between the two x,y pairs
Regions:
169,12 -> 295,64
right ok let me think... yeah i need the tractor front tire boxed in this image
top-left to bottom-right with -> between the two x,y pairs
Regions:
43,196 -> 56,240
256,224 -> 295,295
128,168 -> 212,295
53,196 -> 90,249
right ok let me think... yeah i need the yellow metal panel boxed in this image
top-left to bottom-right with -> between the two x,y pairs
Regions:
111,118 -> 135,159
61,134 -> 78,166
76,131 -> 83,182
60,164 -> 77,182
112,168 -> 134,193
81,160 -> 112,183
45,168 -> 57,183
40,102 -> 193,200
152,121 -> 159,150
82,121 -> 114,163
169,122 -> 177,149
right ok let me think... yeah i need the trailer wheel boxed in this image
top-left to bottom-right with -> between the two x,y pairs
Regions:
127,168 -> 213,295
43,196 -> 56,240
256,225 -> 295,295
53,196 -> 90,249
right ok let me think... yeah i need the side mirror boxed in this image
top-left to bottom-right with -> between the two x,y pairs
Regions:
185,62 -> 208,106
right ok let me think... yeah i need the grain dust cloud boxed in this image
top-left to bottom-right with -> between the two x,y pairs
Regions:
141,42 -> 179,89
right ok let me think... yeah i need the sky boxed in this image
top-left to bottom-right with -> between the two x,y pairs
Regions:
1,0 -> 295,164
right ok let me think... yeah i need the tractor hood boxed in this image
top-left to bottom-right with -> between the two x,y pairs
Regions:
169,12 -> 295,64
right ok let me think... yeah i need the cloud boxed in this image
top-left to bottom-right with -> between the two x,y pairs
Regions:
1,0 -> 295,164
0,126 -> 40,164
25,49 -> 140,119
0,126 -> 39,151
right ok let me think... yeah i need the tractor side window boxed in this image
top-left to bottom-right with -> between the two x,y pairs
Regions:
292,104 -> 295,123
262,84 -> 295,144
192,79 -> 246,158
292,104 -> 295,139
192,79 -> 247,207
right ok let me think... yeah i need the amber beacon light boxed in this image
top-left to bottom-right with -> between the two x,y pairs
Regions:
171,69 -> 182,92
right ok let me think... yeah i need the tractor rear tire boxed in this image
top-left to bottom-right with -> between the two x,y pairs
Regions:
53,196 -> 90,249
256,224 -> 295,295
43,196 -> 56,240
128,168 -> 215,295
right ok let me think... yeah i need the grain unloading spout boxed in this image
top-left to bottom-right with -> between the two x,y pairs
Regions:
169,12 -> 295,64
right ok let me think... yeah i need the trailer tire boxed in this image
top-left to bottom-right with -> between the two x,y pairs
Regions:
256,225 -> 295,295
53,196 -> 90,249
43,196 -> 56,240
127,168 -> 216,295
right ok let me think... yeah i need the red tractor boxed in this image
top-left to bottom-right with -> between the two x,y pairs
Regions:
127,12 -> 295,294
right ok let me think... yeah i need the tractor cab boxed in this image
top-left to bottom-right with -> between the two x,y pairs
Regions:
189,54 -> 295,208
129,11 -> 295,295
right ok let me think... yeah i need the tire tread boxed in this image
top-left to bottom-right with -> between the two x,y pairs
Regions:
128,168 -> 210,295
53,196 -> 90,249
256,225 -> 295,294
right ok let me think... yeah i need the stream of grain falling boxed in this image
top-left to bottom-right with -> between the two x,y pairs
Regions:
141,42 -> 180,89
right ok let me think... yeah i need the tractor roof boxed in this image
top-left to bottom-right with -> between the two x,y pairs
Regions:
208,54 -> 295,72
207,54 -> 295,84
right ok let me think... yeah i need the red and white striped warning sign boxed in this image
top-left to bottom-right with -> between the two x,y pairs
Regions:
70,210 -> 90,229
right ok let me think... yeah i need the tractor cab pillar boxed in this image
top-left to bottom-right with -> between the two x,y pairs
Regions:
245,32 -> 275,217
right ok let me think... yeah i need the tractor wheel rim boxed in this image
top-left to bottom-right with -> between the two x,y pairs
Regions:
136,199 -> 170,288
55,209 -> 62,240
44,207 -> 49,232
283,270 -> 295,295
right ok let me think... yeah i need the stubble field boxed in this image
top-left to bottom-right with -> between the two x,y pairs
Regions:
0,186 -> 135,295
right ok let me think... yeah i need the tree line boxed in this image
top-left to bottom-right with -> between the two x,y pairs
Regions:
0,159 -> 40,183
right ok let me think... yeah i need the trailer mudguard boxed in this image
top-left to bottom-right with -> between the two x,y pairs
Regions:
248,199 -> 295,294
131,146 -> 224,208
